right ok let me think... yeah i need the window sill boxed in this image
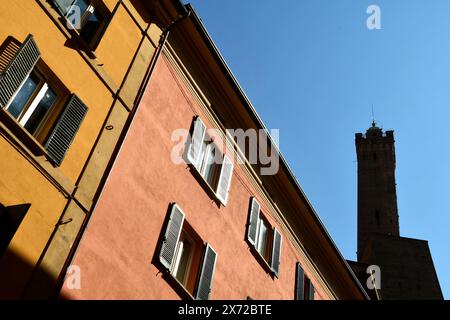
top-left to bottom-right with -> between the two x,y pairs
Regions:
162,271 -> 196,300
249,244 -> 276,279
0,108 -> 48,157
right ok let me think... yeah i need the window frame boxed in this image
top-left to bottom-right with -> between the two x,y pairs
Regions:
3,63 -> 69,145
0,34 -> 88,166
5,70 -> 43,120
198,134 -> 222,189
171,231 -> 194,287
304,276 -> 315,300
255,214 -> 272,261
50,0 -> 110,51
158,204 -> 218,300
4,67 -> 64,140
185,117 -> 234,206
246,198 -> 281,277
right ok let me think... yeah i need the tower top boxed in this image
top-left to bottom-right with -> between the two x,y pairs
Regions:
355,122 -> 394,142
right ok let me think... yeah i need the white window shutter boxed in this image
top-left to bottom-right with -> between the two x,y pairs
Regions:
215,154 -> 234,206
247,197 -> 260,246
196,244 -> 217,300
186,117 -> 206,169
159,204 -> 185,270
271,228 -> 282,277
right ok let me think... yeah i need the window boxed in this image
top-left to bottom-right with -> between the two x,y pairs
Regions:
52,0 -> 108,48
256,215 -> 270,260
5,69 -> 61,138
171,232 -> 194,286
246,197 -> 282,277
159,203 -> 218,300
0,35 -> 88,166
185,117 -> 234,206
306,277 -> 315,300
295,262 -> 315,300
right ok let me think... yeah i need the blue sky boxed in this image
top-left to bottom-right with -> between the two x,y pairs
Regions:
186,0 -> 450,298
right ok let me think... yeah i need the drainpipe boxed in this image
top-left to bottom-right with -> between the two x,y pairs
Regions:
53,7 -> 191,298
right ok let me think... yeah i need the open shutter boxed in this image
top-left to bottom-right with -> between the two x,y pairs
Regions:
186,117 -> 206,169
295,262 -> 305,300
309,281 -> 315,300
247,197 -> 260,246
44,94 -> 87,166
196,244 -> 217,300
159,204 -> 185,270
0,35 -> 40,108
215,154 -> 233,205
271,228 -> 282,277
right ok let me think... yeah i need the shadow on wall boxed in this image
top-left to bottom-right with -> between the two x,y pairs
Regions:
0,203 -> 30,257
0,203 -> 68,300
129,0 -> 153,23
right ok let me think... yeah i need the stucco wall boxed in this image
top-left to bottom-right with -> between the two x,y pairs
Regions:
61,55 -> 328,300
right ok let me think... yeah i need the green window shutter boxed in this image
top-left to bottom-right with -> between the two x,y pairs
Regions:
0,35 -> 40,108
159,204 -> 185,270
247,197 -> 260,246
196,244 -> 217,300
45,94 -> 87,166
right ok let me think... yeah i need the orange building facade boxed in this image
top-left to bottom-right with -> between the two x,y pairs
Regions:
0,0 -> 163,299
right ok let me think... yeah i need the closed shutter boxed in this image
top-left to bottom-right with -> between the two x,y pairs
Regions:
215,154 -> 233,205
196,244 -> 217,300
0,35 -> 40,108
271,228 -> 282,277
295,262 -> 305,300
309,281 -> 315,300
45,94 -> 87,166
247,197 -> 260,246
186,117 -> 206,169
159,204 -> 185,270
